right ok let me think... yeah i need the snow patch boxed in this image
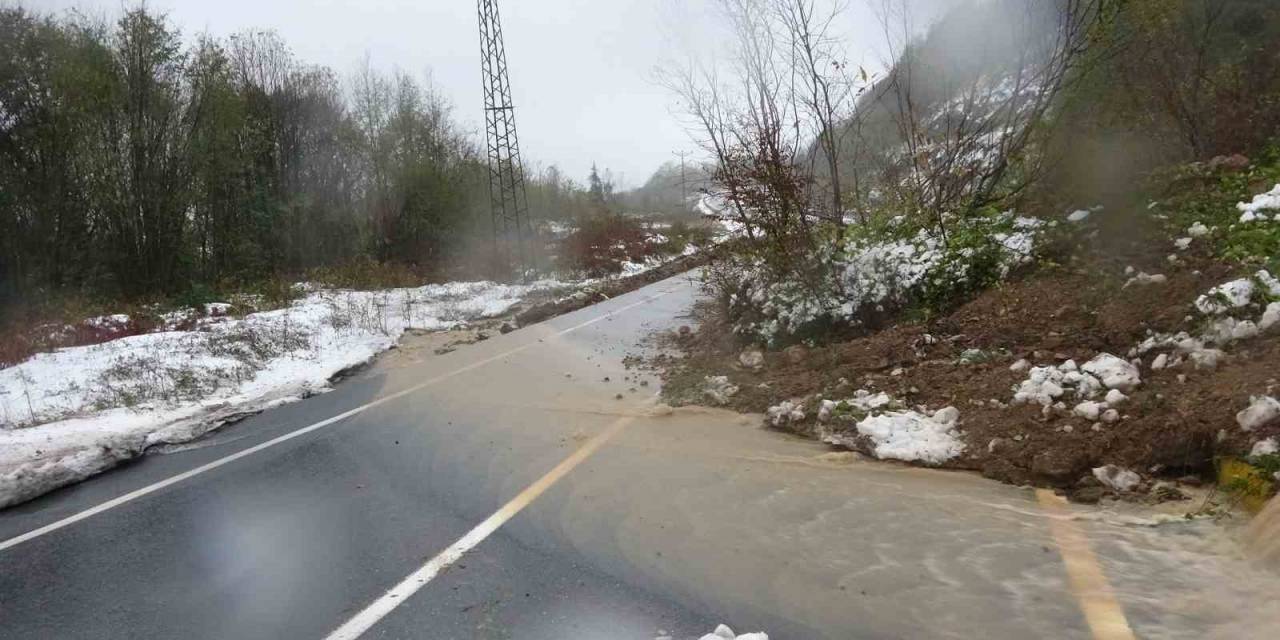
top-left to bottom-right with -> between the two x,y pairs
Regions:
737,349 -> 765,370
816,390 -> 893,422
1251,438 -> 1278,460
1104,389 -> 1128,406
1237,396 -> 1280,431
1262,302 -> 1280,332
1237,184 -> 1280,219
1123,272 -> 1166,287
1205,317 -> 1260,343
765,400 -> 805,428
1012,353 -> 1139,408
617,244 -> 697,278
1135,271 -> 1278,370
205,302 -> 233,316
1012,366 -> 1070,406
0,278 -> 576,508
1189,347 -> 1226,370
1080,354 -> 1141,392
699,624 -> 768,640
84,313 -> 130,329
1073,401 -> 1104,421
703,376 -> 740,406
1258,270 -> 1280,297
1093,465 -> 1141,492
1195,278 -> 1255,315
844,406 -> 965,465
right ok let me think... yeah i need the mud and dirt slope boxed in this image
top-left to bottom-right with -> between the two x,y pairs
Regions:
650,212 -> 1280,504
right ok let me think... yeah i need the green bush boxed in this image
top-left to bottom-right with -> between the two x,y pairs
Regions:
1149,147 -> 1280,272
916,211 -> 1025,314
718,209 -> 1047,344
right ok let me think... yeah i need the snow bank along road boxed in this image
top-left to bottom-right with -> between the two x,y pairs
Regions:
2,272 -> 1279,639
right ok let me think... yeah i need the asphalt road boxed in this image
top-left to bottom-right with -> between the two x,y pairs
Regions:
2,271 -> 1278,639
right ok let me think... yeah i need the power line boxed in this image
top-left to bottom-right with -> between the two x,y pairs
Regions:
673,150 -> 692,211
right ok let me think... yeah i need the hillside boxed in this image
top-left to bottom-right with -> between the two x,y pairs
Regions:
653,0 -> 1280,506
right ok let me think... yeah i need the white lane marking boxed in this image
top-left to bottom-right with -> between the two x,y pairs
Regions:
325,414 -> 634,640
1035,489 -> 1137,640
0,286 -> 683,553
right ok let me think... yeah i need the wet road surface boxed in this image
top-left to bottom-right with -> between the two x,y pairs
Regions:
2,271 -> 1279,639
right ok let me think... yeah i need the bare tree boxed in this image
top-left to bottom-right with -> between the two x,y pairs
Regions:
661,0 -> 858,278
773,0 -> 866,223
1111,0 -> 1244,159
658,52 -> 760,241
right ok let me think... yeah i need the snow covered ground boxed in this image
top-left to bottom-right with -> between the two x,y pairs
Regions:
1237,183 -> 1280,223
620,241 -> 700,276
0,279 -> 575,508
810,392 -> 965,465
842,406 -> 965,464
756,390 -> 967,465
729,211 -> 1045,343
0,222 -> 721,509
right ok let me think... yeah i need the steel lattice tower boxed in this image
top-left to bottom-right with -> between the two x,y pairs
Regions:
477,0 -> 532,279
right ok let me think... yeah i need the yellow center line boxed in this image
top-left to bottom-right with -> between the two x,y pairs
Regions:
1035,489 -> 1138,640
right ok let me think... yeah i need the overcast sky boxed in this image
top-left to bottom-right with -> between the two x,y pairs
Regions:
33,0 -> 952,188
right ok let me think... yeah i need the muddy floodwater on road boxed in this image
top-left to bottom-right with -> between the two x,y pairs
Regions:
1,272 -> 1277,639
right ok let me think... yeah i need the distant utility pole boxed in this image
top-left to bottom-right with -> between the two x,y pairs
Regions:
673,150 -> 692,211
477,0 -> 532,280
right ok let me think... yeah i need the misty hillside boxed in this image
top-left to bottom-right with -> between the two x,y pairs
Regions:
818,0 -> 1280,211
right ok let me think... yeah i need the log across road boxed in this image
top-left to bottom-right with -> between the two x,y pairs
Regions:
2,272 -> 1278,639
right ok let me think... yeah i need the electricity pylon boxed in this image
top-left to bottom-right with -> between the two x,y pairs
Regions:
477,0 -> 532,280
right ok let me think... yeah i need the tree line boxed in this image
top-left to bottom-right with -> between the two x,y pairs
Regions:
0,6 -> 637,320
